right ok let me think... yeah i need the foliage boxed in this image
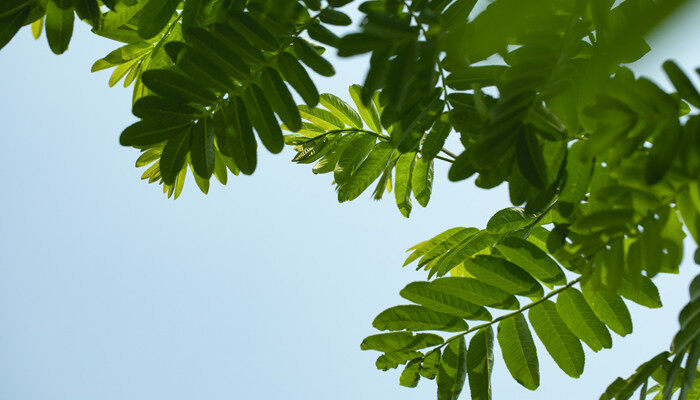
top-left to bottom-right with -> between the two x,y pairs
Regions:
1,0 -> 699,399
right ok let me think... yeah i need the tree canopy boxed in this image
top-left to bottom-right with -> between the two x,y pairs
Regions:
1,0 -> 699,399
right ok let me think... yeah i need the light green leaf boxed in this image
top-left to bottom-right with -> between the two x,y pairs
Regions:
373,305 -> 469,332
529,300 -> 585,378
496,237 -> 566,286
298,105 -> 344,130
412,156 -> 434,207
349,84 -> 382,133
497,314 -> 540,390
400,281 -> 492,321
320,93 -> 363,129
486,207 -> 537,234
361,332 -> 443,353
394,153 -> 416,218
338,142 -> 393,202
420,349 -> 441,379
556,288 -> 612,352
462,255 -> 544,298
431,277 -> 519,310
400,359 -> 421,388
582,281 -> 633,337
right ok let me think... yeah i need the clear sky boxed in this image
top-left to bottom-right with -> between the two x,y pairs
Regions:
0,2 -> 699,399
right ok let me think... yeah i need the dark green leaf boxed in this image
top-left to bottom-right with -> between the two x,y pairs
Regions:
160,127 -> 191,185
45,0 -> 74,55
189,117 -> 215,179
243,84 -> 283,154
361,332 -> 443,353
496,237 -> 566,286
0,5 -> 28,51
142,69 -> 218,106
293,38 -> 335,77
260,67 -> 302,132
582,281 -> 633,337
221,97 -> 257,175
120,120 -> 190,146
462,255 -> 544,299
276,51 -> 320,107
133,96 -> 201,123
228,11 -> 279,51
138,0 -> 179,39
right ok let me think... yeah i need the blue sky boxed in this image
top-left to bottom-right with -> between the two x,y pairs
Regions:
0,2 -> 699,399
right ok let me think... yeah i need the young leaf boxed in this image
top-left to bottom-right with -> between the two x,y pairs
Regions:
337,142 -> 393,202
467,327 -> 494,400
334,133 -> 377,184
320,93 -> 363,129
528,300 -> 585,378
437,336 -> 468,400
497,314 -> 540,390
349,84 -> 382,133
556,288 -> 613,352
373,305 -> 469,332
400,281 -> 492,321
298,105 -> 344,130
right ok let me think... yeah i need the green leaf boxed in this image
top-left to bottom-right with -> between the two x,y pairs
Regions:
497,314 -> 540,390
559,141 -> 594,215
210,24 -> 265,64
486,207 -> 537,234
582,281 -> 633,337
228,11 -> 279,52
529,300 -> 585,378
334,133 -> 376,183
338,142 -> 393,202
431,277 -> 519,310
394,153 -> 416,217
422,117 -> 452,160
446,66 -> 506,89
373,305 -> 469,332
617,276 -> 662,309
400,281 -> 492,321
160,127 -> 191,185
183,27 -> 251,81
189,117 -> 215,179
516,129 -> 548,189
260,67 -> 302,132
663,60 -> 700,108
120,121 -> 190,147
361,332 -> 443,353
496,237 -> 566,286
320,93 -> 363,129
467,326 -> 494,400
400,359 -> 422,388
420,349 -> 441,379
376,351 -> 423,371
132,96 -> 201,124
141,69 -> 218,106
646,123 -> 682,185
0,5 -> 29,51
182,0 -> 211,30
243,84 -> 284,154
556,288 -> 612,352
276,52 -> 320,107
0,0 -> 32,18
462,255 -> 544,299
319,8 -> 351,25
74,0 -> 100,24
45,0 -> 74,55
349,84 -> 382,133
220,97 -> 257,175
680,339 -> 700,400
437,336 -> 468,400
138,0 -> 179,39
412,156 -> 434,207
298,105 -> 344,130
571,209 -> 635,233
433,231 -> 498,278
176,48 -> 235,92
292,38 -> 335,77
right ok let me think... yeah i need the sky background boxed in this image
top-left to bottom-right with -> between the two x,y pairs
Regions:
1,2 -> 699,399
